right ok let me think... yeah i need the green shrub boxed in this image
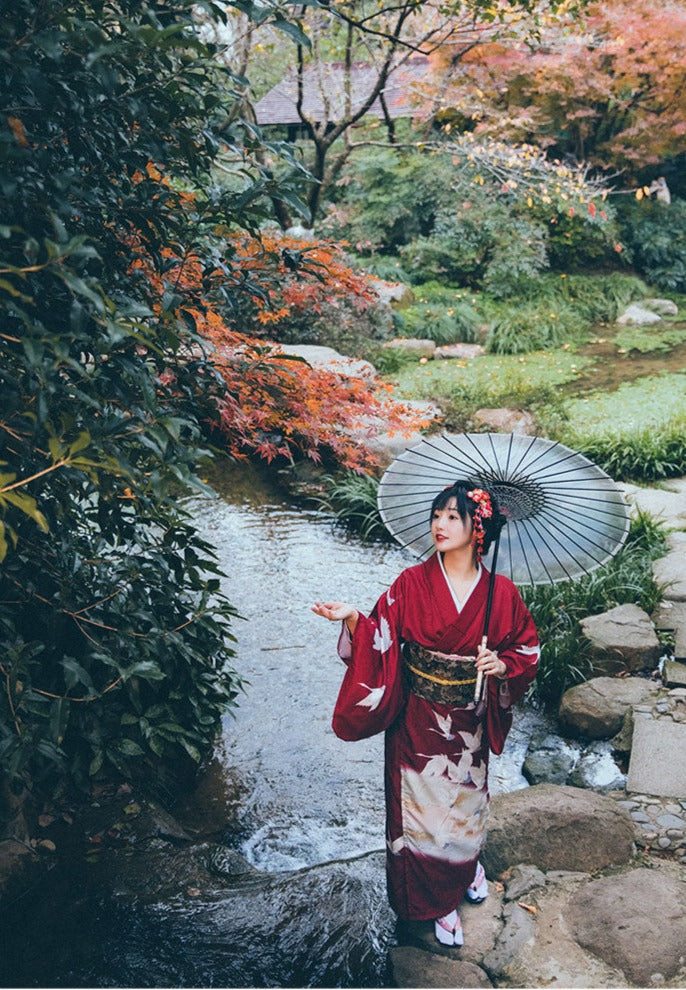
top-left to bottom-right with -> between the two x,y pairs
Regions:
485,305 -> 584,354
617,198 -> 686,292
565,421 -> 686,482
524,510 -> 667,705
393,299 -> 480,345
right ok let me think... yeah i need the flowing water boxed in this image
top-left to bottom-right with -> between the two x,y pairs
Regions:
188,459 -> 540,873
1,459 -> 550,989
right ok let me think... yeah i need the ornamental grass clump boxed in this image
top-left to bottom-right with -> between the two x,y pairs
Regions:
314,472 -> 389,542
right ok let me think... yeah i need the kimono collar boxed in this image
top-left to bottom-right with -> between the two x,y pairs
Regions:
437,555 -> 483,613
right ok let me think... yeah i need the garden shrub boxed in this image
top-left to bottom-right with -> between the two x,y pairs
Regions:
392,299 -> 480,345
617,198 -> 686,292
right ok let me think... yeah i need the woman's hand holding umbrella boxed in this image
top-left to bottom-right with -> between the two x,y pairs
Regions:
475,644 -> 506,679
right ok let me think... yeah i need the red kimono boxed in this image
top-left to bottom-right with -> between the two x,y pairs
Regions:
333,553 -> 539,921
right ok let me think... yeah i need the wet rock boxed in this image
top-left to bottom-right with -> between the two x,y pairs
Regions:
653,551 -> 686,601
567,741 -> 626,793
277,343 -> 377,379
7,842 -> 395,989
482,784 -> 634,876
616,303 -> 662,325
566,866 -> 686,986
522,732 -> 580,784
389,947 -> 493,988
469,408 -> 537,435
503,864 -> 547,902
433,343 -> 486,360
609,708 -> 635,752
558,675 -> 659,738
382,337 -> 436,359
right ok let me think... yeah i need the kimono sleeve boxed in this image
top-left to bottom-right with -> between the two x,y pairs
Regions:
486,588 -> 540,755
332,574 -> 407,742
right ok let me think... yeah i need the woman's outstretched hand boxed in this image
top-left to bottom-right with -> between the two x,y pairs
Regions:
312,601 -> 359,635
475,644 -> 507,679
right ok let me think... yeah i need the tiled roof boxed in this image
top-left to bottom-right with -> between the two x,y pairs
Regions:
254,56 -> 431,125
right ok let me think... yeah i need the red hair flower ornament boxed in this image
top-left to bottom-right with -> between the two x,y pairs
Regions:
467,488 -> 493,562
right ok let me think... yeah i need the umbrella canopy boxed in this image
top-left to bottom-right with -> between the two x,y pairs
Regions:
377,432 -> 630,586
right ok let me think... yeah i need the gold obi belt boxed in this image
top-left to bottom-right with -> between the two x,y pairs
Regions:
403,641 -> 477,706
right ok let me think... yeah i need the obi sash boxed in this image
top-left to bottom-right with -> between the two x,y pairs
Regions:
403,641 -> 477,707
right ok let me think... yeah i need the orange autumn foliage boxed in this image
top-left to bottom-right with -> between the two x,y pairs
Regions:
128,218 -> 427,472
424,0 -> 686,172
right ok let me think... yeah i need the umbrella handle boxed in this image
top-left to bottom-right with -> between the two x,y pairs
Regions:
474,633 -> 488,704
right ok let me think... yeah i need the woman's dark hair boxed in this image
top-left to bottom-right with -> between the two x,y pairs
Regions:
430,480 -> 505,557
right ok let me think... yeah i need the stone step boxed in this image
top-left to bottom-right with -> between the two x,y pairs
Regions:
627,710 -> 686,798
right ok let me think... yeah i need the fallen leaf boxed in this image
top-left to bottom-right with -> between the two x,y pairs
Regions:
186,887 -> 201,897
123,802 -> 141,815
37,839 -> 56,853
494,881 -> 505,893
38,814 -> 56,828
518,902 -> 538,916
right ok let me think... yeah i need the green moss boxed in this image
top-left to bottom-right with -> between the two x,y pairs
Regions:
614,324 -> 686,353
561,372 -> 686,434
391,348 -> 589,401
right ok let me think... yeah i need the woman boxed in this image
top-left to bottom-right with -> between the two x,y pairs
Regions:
312,481 -> 539,948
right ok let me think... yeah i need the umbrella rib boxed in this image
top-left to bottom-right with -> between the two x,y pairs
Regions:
516,517 -> 562,584
486,432 -> 505,478
442,434 -> 497,478
541,497 -> 630,531
524,515 -> 578,581
511,519 -> 537,585
535,509 -> 612,566
507,438 -> 565,481
542,506 -> 630,535
504,432 -> 515,477
508,434 -> 541,478
507,448 -> 586,488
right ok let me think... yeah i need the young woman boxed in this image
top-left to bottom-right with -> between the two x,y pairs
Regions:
312,481 -> 539,948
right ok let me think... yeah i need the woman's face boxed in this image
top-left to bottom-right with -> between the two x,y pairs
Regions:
431,497 -> 473,555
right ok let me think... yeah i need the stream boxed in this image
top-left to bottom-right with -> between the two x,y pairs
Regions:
1,459 -> 552,989
189,460 -> 541,873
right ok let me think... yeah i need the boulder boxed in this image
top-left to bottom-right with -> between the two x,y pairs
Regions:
368,278 -> 415,309
470,408 -> 537,435
482,784 -> 634,876
382,337 -> 436,359
389,947 -> 493,988
433,343 -> 486,360
566,866 -> 686,986
482,871 -> 628,989
616,303 -> 662,325
277,344 -> 376,380
653,550 -> 686,601
642,297 -> 678,316
558,675 -> 659,738
579,604 -> 662,672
